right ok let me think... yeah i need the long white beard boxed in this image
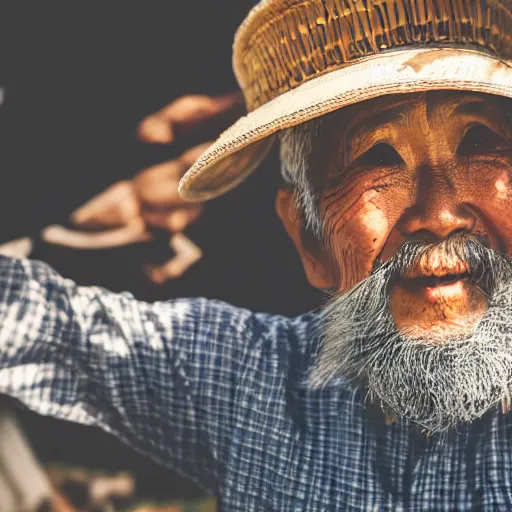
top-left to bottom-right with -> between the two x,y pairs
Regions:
310,236 -> 512,433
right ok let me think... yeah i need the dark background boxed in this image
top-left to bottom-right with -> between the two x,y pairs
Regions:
5,2 -> 321,501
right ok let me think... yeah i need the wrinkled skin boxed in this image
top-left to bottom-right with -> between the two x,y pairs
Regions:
277,91 -> 512,339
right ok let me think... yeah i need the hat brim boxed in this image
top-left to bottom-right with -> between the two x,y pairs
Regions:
179,47 -> 512,202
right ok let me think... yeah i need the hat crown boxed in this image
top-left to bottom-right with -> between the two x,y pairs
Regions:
234,0 -> 512,111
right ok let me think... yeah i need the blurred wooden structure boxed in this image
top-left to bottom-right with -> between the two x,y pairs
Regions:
0,406 -> 52,512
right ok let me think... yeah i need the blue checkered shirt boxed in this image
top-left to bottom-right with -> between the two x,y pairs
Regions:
1,256 -> 512,511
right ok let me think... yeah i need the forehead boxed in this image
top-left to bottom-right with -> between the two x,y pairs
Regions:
322,91 -> 510,137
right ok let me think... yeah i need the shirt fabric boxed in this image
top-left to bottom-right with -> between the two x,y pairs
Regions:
0,256 -> 512,511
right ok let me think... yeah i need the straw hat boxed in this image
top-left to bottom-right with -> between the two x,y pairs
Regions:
179,0 -> 512,201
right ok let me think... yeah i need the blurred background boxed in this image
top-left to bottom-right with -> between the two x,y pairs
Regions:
4,2 -> 321,510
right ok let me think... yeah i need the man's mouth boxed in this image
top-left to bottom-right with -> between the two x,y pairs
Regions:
397,252 -> 474,302
391,267 -> 488,338
389,237 -> 496,338
400,271 -> 473,304
402,271 -> 471,290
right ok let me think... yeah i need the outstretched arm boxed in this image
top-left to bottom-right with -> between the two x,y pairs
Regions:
0,255 -> 254,493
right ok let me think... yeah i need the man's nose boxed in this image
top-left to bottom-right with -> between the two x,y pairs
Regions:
398,171 -> 476,241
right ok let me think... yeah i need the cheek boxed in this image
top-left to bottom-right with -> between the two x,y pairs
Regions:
323,190 -> 401,292
463,162 -> 512,254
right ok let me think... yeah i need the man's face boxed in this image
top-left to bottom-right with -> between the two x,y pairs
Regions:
293,91 -> 512,336
278,91 -> 512,431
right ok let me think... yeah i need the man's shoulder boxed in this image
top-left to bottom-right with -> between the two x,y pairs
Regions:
183,297 -> 320,365
251,309 -> 319,351
234,308 -> 322,381
182,297 -> 320,350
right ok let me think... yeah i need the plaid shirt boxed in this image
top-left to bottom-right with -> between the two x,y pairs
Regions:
1,256 -> 512,511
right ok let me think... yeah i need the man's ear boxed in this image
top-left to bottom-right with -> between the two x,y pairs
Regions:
276,188 -> 336,289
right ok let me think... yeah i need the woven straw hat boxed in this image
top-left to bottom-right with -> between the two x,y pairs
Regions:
179,0 -> 512,201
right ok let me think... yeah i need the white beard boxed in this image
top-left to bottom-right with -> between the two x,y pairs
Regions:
310,236 -> 512,433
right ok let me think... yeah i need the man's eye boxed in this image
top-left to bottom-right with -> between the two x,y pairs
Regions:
353,143 -> 403,168
457,124 -> 509,156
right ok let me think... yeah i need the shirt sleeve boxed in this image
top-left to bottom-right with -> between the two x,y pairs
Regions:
0,255 -> 255,492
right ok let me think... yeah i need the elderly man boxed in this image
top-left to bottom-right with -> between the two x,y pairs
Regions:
1,0 -> 512,510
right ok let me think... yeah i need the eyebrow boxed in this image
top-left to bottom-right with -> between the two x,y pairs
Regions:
344,96 -> 419,143
452,96 -> 512,138
452,98 -> 489,116
334,97 -> 421,168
